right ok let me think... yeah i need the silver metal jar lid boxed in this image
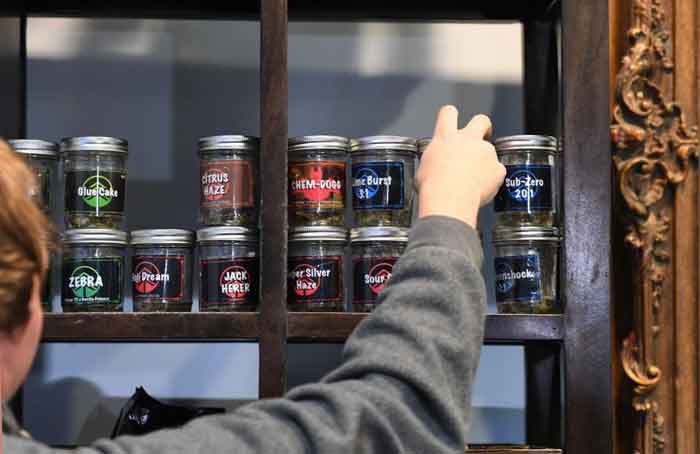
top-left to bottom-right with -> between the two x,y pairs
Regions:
63,229 -> 128,246
196,226 -> 258,243
494,135 -> 558,154
8,139 -> 59,158
198,135 -> 259,153
60,136 -> 129,154
417,137 -> 431,155
288,135 -> 350,153
350,227 -> 409,243
289,226 -> 348,242
491,226 -> 561,244
350,135 -> 418,153
131,229 -> 194,246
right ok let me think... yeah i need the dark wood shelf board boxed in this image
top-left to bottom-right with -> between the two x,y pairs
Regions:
42,313 -> 260,341
21,0 -> 557,21
41,312 -> 562,343
287,313 -> 564,343
288,313 -> 366,342
485,314 -> 563,343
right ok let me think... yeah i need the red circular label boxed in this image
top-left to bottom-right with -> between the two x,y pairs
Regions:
367,262 -> 394,295
133,261 -> 161,294
219,265 -> 251,299
292,264 -> 320,297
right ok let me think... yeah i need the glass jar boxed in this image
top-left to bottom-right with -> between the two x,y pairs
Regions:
131,229 -> 193,312
350,227 -> 408,313
413,137 -> 431,223
197,226 -> 259,312
288,226 -> 347,312
493,135 -> 558,227
350,136 -> 417,227
61,136 -> 128,230
199,135 -> 259,227
8,139 -> 59,216
288,135 -> 348,227
417,137 -> 430,160
492,226 -> 561,314
61,229 -> 127,313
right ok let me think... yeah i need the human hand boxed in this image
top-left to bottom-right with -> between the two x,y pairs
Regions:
416,106 -> 506,228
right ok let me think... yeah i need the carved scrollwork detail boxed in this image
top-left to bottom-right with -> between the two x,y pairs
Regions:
621,332 -> 665,454
611,0 -> 699,453
612,1 -> 699,311
621,332 -> 661,411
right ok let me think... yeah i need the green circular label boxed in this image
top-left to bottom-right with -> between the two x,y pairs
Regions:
69,265 -> 104,298
81,175 -> 114,208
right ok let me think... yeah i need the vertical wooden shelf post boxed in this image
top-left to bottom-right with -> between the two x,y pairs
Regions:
522,15 -> 563,448
259,0 -> 289,398
561,0 -> 613,453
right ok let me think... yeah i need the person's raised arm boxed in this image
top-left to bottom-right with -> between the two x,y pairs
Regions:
6,105 -> 505,454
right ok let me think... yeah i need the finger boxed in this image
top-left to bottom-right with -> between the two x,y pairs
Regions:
461,114 -> 493,140
433,105 -> 459,140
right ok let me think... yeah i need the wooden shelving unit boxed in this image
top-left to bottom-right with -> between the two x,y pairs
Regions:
0,1 -> 612,453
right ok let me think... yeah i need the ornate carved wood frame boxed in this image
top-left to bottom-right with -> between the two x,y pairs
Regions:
611,0 -> 698,452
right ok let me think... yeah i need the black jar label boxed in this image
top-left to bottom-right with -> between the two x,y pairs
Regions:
200,258 -> 259,307
351,162 -> 405,210
352,257 -> 398,305
200,160 -> 255,209
494,255 -> 542,302
289,162 -> 345,209
288,256 -> 342,304
62,258 -> 122,306
494,165 -> 553,212
65,170 -> 126,215
132,256 -> 185,302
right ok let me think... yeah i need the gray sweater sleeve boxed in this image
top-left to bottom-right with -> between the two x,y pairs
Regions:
6,216 -> 486,454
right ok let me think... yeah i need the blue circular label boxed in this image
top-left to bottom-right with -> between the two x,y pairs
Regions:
495,262 -> 515,294
353,167 -> 380,200
507,169 -> 541,202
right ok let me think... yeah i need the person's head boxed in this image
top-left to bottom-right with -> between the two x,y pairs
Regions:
0,139 -> 50,402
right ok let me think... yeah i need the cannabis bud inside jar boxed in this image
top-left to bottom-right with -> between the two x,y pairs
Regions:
199,135 -> 259,227
288,135 -> 349,227
131,229 -> 194,312
493,135 -> 559,227
288,226 -> 347,312
61,229 -> 127,313
8,139 -> 59,216
197,226 -> 259,312
350,136 -> 417,227
350,227 -> 408,313
492,226 -> 561,314
61,136 -> 128,230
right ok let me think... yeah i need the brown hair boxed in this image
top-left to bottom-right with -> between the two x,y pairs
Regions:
0,140 -> 51,332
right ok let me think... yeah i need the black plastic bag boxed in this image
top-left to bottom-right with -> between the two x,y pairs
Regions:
112,387 -> 225,438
